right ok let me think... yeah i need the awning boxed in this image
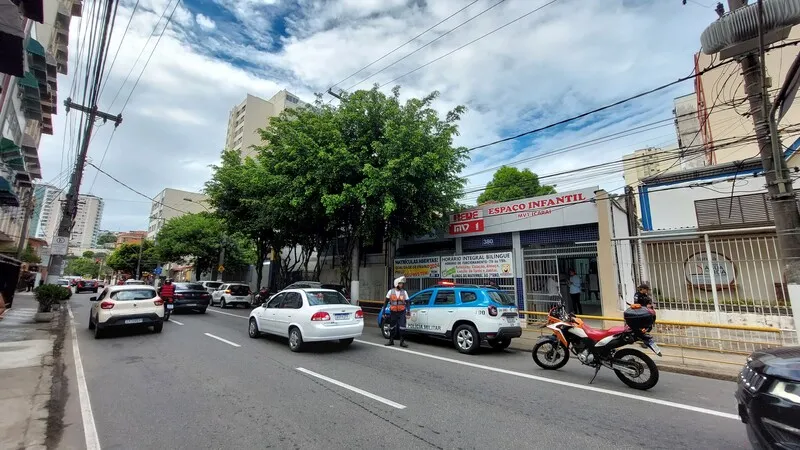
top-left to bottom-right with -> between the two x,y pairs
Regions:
0,0 -> 25,77
0,175 -> 20,207
0,137 -> 25,172
13,0 -> 45,23
17,72 -> 42,120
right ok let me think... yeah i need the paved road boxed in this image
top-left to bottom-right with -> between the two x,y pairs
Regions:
63,292 -> 749,450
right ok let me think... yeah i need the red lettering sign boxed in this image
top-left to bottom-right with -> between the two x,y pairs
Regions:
449,219 -> 485,235
450,209 -> 482,223
486,193 -> 587,216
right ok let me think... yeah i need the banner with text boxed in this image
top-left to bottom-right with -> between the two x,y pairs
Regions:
394,257 -> 441,278
440,252 -> 514,278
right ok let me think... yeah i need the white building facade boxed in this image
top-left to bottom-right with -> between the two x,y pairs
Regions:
147,188 -> 209,240
225,90 -> 306,158
69,194 -> 103,249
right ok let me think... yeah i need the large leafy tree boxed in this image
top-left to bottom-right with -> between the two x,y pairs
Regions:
96,232 -> 117,246
106,240 -> 157,275
477,166 -> 556,205
65,257 -> 100,278
154,212 -> 251,278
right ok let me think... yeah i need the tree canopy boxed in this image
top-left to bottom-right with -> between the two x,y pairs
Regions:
96,232 -> 117,246
65,257 -> 100,278
476,166 -> 556,205
106,240 -> 157,276
206,86 -> 467,288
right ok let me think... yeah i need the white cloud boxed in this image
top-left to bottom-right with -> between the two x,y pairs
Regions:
36,0 -> 722,231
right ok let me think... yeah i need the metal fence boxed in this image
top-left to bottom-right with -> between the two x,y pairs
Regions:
612,227 -> 798,347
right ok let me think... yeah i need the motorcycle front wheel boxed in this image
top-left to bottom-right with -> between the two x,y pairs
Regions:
531,339 -> 569,370
612,348 -> 659,390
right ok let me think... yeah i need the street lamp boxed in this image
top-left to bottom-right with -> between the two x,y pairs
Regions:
183,197 -> 225,282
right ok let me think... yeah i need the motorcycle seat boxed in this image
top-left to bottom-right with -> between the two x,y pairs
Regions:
583,324 -> 627,342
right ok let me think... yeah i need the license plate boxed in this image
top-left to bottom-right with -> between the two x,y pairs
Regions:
335,313 -> 349,320
124,318 -> 144,324
645,338 -> 662,356
186,303 -> 196,306
506,317 -> 516,324
166,304 -> 174,310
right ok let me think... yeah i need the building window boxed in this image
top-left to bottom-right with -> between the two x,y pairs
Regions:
286,94 -> 299,104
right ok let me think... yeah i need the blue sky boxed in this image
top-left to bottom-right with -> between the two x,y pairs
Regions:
37,0 -> 720,230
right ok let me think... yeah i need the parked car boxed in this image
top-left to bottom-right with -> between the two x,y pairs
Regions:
87,285 -> 164,338
284,281 -> 350,300
210,283 -> 251,308
97,280 -> 105,288
171,282 -> 212,313
199,281 -> 223,295
55,279 -> 72,293
736,345 -> 800,449
75,279 -> 98,293
377,281 -> 522,354
248,288 -> 364,352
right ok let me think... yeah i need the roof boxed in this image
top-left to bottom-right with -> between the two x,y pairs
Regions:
109,284 -> 156,291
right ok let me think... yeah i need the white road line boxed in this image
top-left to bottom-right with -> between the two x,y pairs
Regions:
354,339 -> 739,421
204,332 -> 241,347
296,367 -> 406,410
67,305 -> 102,450
207,309 -> 249,319
168,319 -> 184,325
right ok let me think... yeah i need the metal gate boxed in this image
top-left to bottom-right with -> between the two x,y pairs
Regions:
523,258 -> 560,312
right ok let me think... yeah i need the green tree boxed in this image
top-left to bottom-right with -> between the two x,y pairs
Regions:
65,257 -> 99,278
96,232 -> 117,246
20,245 -> 41,264
106,240 -> 157,276
82,250 -> 94,258
476,166 -> 556,205
154,212 -> 250,277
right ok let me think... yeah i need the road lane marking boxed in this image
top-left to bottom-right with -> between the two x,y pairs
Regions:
207,309 -> 249,319
296,367 -> 406,409
168,319 -> 184,325
67,305 -> 102,450
204,332 -> 241,347
354,339 -> 739,420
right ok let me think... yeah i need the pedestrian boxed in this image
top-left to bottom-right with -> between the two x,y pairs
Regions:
633,283 -> 654,308
384,276 -> 410,348
26,274 -> 35,292
587,265 -> 600,301
568,268 -> 583,315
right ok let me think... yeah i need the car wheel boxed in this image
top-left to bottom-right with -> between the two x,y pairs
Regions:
153,321 -> 163,333
488,339 -> 511,350
93,322 -> 103,339
93,289 -> 98,293
453,324 -> 480,354
221,298 -> 227,309
248,318 -> 260,338
88,313 -> 95,330
339,338 -> 354,347
288,327 -> 304,352
199,308 -> 207,314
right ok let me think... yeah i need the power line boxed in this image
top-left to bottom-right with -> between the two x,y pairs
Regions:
98,0 -> 141,99
328,0 -> 481,91
344,0 -> 506,92
85,161 -> 191,215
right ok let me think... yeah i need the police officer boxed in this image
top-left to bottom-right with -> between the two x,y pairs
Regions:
634,283 -> 653,308
384,276 -> 410,348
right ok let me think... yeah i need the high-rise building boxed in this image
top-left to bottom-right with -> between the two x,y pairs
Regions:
28,183 -> 63,243
224,90 -> 307,158
69,194 -> 104,249
147,188 -> 209,240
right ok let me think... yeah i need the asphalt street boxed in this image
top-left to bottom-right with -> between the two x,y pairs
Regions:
62,291 -> 750,450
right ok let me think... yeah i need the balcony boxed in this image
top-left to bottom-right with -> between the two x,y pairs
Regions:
41,111 -> 53,135
55,42 -> 68,75
71,0 -> 82,17
17,72 -> 42,121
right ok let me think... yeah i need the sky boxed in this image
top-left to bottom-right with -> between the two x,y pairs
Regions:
37,0 -> 721,231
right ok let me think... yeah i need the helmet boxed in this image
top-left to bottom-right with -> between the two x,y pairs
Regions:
394,276 -> 406,288
166,278 -> 173,283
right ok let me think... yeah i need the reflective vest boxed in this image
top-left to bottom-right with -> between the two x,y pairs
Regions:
388,290 -> 407,312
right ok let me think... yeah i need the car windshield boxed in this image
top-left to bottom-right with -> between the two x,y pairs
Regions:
111,289 -> 157,301
306,290 -> 349,306
205,282 -> 222,289
229,285 -> 249,295
176,283 -> 205,290
487,291 -> 516,306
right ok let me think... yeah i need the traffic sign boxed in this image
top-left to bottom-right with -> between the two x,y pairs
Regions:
218,264 -> 225,273
51,236 -> 68,256
154,266 -> 162,275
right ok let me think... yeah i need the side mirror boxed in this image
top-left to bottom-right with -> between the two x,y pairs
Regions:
89,296 -> 97,301
261,302 -> 268,308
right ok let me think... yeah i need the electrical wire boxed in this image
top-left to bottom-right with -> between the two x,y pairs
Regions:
85,161 -> 191,215
98,0 -> 141,99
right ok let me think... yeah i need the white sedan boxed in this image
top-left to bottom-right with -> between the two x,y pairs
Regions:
248,288 -> 363,352
88,285 -> 165,338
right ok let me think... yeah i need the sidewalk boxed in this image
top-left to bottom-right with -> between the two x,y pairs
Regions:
0,291 -> 65,450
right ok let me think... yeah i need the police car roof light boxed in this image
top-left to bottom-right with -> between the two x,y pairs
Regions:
438,281 -> 456,286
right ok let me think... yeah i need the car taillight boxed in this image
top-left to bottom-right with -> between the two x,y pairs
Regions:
201,293 -> 210,298
225,290 -> 231,294
355,310 -> 364,319
100,301 -> 114,309
311,312 -> 331,321
154,299 -> 164,306
175,293 -> 184,299
488,305 -> 498,316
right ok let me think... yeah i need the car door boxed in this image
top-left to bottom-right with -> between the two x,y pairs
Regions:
213,284 -> 227,303
407,290 -> 433,333
258,293 -> 284,333
91,289 -> 108,321
427,289 -> 457,335
274,292 -> 303,336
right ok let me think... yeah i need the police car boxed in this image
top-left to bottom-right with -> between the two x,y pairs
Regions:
377,281 -> 522,354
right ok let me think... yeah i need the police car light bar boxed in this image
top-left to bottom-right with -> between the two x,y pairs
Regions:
438,281 -> 456,286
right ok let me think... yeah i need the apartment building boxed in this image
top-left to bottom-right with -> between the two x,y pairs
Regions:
69,194 -> 104,249
147,188 -> 209,239
622,146 -> 682,187
225,90 -> 306,158
28,183 -> 62,243
115,231 -> 147,248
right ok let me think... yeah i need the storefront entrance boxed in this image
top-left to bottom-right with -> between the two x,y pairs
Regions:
522,243 -> 601,315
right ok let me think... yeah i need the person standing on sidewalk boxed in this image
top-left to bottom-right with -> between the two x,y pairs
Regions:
384,276 -> 410,348
568,268 -> 583,315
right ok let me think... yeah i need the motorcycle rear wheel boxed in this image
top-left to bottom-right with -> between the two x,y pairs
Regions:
531,340 -> 569,370
612,348 -> 659,390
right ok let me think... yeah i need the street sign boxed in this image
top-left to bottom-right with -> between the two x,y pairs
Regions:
154,266 -> 162,275
218,264 -> 225,273
51,237 -> 68,256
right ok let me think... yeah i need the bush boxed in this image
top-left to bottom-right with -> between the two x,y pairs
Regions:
34,284 -> 71,312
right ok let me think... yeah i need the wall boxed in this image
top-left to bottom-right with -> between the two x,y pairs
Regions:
147,189 -> 208,239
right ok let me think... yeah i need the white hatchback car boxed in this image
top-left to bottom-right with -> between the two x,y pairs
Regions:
88,285 -> 165,338
248,288 -> 364,352
210,283 -> 251,308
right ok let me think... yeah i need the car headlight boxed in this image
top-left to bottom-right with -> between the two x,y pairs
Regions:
769,380 -> 800,404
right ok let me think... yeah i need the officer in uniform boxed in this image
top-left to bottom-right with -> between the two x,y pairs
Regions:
384,276 -> 410,347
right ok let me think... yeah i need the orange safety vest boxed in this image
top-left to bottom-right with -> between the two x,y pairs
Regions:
388,290 -> 407,312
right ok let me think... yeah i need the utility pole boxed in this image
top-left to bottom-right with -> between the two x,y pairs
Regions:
623,186 -> 641,283
15,189 -> 33,259
45,0 -> 122,283
135,239 -> 143,280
